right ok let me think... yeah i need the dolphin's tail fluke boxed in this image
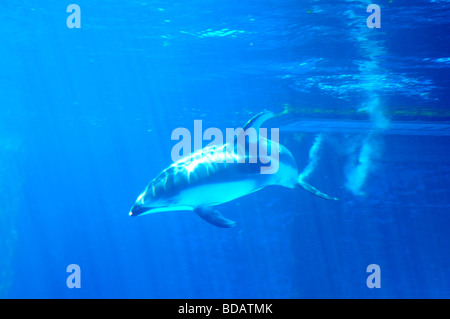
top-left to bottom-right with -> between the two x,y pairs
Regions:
297,179 -> 338,201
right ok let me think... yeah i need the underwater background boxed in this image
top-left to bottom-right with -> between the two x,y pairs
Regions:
1,0 -> 450,298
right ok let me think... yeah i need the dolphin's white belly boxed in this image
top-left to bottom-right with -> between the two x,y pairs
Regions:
174,180 -> 262,207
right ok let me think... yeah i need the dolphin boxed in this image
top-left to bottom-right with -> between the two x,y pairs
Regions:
129,111 -> 338,227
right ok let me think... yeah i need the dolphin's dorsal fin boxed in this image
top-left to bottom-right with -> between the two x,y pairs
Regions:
233,110 -> 275,146
242,110 -> 274,131
194,206 -> 236,228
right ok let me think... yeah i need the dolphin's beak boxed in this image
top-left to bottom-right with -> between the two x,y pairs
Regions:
129,204 -> 152,217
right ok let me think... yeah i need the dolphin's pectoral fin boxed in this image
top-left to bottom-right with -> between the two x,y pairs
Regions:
297,180 -> 339,201
194,207 -> 237,228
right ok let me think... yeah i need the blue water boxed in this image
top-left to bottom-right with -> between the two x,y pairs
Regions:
1,0 -> 450,298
